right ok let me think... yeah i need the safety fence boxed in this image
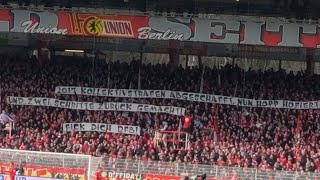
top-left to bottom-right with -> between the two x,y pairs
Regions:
0,149 -> 91,180
95,157 -> 320,180
0,149 -> 320,180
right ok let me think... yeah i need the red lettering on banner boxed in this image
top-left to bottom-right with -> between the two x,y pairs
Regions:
300,32 -> 320,48
260,25 -> 282,47
103,20 -> 134,37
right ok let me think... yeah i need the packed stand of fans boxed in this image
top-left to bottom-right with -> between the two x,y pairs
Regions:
0,56 -> 320,173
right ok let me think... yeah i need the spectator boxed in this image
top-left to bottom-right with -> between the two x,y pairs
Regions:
0,110 -> 13,129
9,162 -> 15,180
15,163 -> 24,176
0,56 -> 319,174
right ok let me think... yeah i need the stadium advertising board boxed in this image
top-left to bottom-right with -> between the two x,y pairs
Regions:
63,123 -> 141,135
0,163 -> 86,180
142,174 -> 237,180
91,171 -> 141,180
142,174 -> 181,180
6,96 -> 186,116
1,9 -> 320,48
97,172 -> 141,180
55,86 -> 320,110
0,175 -> 63,180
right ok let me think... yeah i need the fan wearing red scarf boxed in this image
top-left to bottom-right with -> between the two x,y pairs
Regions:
182,115 -> 193,133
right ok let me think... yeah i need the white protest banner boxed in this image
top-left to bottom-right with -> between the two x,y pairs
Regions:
63,123 -> 140,135
55,86 -> 320,110
6,96 -> 186,116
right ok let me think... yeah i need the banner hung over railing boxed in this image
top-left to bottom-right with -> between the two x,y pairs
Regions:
55,86 -> 320,110
0,163 -> 86,180
63,123 -> 141,135
96,172 -> 141,180
142,174 -> 237,180
1,9 -> 320,48
0,175 -> 64,180
6,96 -> 186,115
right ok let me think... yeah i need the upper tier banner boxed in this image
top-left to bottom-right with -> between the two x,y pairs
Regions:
56,86 -> 320,109
1,9 -> 320,48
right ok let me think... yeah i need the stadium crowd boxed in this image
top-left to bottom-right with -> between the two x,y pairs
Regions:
0,56 -> 320,174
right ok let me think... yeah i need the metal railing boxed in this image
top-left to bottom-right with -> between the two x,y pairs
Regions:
0,149 -> 319,180
0,149 -> 91,169
93,157 -> 320,180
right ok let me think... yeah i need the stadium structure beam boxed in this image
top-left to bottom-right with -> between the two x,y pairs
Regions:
306,48 -> 315,76
169,40 -> 179,68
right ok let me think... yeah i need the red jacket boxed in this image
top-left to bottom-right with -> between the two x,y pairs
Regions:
9,167 -> 16,180
182,116 -> 192,129
95,171 -> 101,180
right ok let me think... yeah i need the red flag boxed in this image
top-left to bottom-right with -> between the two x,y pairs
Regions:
296,113 -> 302,139
182,116 -> 193,129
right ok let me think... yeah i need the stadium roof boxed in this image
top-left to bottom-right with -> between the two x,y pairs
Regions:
2,0 -> 320,19
0,32 -> 312,62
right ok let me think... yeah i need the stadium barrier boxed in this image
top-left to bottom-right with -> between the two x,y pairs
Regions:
0,175 -> 64,180
0,149 -> 320,180
0,149 -> 91,180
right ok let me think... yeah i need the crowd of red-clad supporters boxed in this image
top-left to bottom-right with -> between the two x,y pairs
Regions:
0,56 -> 320,174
